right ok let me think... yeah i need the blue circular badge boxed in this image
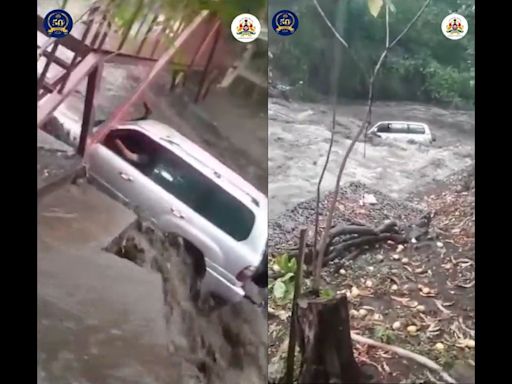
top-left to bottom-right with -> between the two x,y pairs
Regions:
43,9 -> 73,38
272,10 -> 299,36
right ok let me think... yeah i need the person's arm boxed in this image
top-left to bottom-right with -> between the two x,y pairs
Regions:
114,139 -> 141,163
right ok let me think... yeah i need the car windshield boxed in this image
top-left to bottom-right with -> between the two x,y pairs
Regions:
149,150 -> 255,241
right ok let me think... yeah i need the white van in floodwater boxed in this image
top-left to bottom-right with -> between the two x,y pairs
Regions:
368,121 -> 435,145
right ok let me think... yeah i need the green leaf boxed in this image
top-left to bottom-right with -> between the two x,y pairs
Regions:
285,283 -> 295,301
368,0 -> 384,17
288,257 -> 297,273
281,272 -> 295,282
320,288 -> 334,299
273,280 -> 287,299
277,254 -> 289,272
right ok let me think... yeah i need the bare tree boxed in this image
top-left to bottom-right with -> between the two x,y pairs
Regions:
311,0 -> 432,291
289,2 -> 436,382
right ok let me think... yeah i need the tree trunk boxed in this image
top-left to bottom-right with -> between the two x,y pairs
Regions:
296,294 -> 363,384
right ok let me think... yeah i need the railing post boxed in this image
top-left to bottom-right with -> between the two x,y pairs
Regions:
77,63 -> 102,156
194,22 -> 221,103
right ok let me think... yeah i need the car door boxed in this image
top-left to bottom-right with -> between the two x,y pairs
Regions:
408,124 -> 429,144
85,128 -> 228,270
388,123 -> 409,141
84,128 -> 171,221
371,122 -> 390,140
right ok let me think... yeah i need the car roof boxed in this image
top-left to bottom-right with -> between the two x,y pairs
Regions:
374,121 -> 429,127
116,119 -> 267,209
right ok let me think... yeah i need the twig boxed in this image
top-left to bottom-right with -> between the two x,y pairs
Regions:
385,4 -> 390,48
312,0 -> 369,84
312,0 -> 348,48
425,370 -> 444,384
313,124 -> 335,258
364,2 -> 390,158
311,0 -> 432,291
285,228 -> 307,384
389,0 -> 432,49
351,333 -> 457,384
313,0 -> 344,259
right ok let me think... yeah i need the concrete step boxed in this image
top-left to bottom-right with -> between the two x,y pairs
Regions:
38,184 -> 180,383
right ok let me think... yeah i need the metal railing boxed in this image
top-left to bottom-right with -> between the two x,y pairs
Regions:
37,1 -> 237,159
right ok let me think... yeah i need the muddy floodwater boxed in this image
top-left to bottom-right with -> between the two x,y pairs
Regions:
268,98 -> 474,218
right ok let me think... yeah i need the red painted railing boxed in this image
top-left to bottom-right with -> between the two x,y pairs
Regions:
37,2 -> 238,156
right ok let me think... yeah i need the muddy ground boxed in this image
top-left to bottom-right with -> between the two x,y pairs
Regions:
268,97 -> 474,218
104,220 -> 268,384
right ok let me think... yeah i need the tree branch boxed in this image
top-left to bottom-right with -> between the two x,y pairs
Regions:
313,0 -> 344,257
312,0 -> 370,84
312,0 -> 348,48
385,3 -> 390,48
389,0 -> 432,48
313,124 -> 335,256
351,333 -> 458,384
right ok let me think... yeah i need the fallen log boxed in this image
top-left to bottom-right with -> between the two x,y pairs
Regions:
328,220 -> 398,239
274,218 -> 424,270
325,233 -> 407,265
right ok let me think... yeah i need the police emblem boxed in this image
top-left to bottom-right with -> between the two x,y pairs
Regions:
272,10 -> 299,36
43,9 -> 74,38
231,13 -> 261,43
441,13 -> 468,40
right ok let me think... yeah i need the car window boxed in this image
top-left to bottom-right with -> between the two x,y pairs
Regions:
103,129 -> 256,241
149,148 -> 255,242
388,123 -> 408,134
408,124 -> 426,134
376,123 -> 390,133
103,128 -> 156,174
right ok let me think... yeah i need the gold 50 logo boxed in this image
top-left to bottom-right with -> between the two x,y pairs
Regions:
43,9 -> 74,38
272,10 -> 299,36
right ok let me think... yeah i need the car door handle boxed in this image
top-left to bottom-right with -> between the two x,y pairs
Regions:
119,172 -> 134,182
170,207 -> 185,219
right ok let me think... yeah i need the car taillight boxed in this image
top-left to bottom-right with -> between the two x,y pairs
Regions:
236,265 -> 256,283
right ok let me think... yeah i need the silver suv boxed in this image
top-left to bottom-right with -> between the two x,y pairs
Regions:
84,120 -> 267,303
368,121 -> 435,144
